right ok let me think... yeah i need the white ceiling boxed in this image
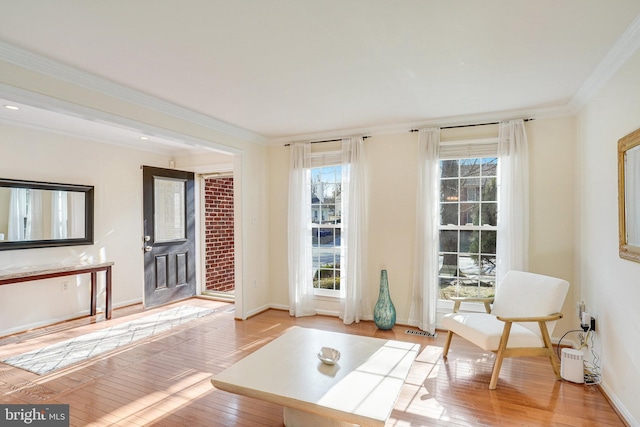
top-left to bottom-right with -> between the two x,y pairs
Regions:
1,0 -> 640,151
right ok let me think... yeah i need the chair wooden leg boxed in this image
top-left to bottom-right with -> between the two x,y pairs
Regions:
443,330 -> 454,357
490,321 -> 513,390
539,321 -> 561,379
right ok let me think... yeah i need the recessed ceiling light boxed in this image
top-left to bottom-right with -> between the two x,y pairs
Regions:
4,105 -> 20,110
139,136 -> 149,140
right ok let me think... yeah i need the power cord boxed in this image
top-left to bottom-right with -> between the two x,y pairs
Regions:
581,330 -> 601,385
556,329 -> 583,359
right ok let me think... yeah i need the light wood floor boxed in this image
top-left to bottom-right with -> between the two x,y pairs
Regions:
0,298 -> 626,426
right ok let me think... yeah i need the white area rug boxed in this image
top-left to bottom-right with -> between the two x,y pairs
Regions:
2,305 -> 215,375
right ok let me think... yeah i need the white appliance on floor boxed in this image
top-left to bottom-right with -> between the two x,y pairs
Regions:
561,348 -> 584,383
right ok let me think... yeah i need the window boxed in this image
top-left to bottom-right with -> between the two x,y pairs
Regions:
311,164 -> 343,293
439,157 -> 497,299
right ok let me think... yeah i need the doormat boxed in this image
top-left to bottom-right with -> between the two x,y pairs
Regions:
2,305 -> 215,375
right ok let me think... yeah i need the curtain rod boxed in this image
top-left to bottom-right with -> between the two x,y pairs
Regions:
284,135 -> 370,147
410,118 -> 534,132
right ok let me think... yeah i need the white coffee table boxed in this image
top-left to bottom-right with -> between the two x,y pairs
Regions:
211,326 -> 420,427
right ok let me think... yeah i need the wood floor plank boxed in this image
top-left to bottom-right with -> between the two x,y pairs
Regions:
0,298 -> 627,426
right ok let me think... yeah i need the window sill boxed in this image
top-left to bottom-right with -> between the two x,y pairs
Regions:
314,289 -> 341,300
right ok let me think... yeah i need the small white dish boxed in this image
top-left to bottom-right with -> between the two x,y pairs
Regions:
317,347 -> 340,365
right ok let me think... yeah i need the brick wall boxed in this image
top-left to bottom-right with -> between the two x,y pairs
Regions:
204,177 -> 235,292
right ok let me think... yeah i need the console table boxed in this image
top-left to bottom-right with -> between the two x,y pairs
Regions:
0,262 -> 114,320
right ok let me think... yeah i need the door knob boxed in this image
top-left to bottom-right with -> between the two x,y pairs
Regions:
144,245 -> 152,252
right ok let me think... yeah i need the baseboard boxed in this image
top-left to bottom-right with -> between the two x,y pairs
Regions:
0,298 -> 142,338
599,381 -> 638,427
244,303 -> 273,319
0,312 -> 90,338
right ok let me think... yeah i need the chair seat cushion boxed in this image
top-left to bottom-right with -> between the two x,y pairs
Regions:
441,312 -> 544,351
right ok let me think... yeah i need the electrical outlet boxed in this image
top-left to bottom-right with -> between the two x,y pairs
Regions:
61,282 -> 69,292
252,279 -> 257,288
581,315 -> 596,332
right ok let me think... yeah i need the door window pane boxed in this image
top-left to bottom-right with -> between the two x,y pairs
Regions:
154,177 -> 186,242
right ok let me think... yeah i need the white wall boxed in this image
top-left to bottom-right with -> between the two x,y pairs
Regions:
576,47 -> 640,426
268,118 -> 577,334
0,124 -> 172,335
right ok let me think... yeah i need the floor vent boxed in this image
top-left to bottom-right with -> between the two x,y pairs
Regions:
405,329 -> 437,338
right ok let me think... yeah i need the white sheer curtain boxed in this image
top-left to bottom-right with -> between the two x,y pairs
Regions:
27,190 -> 43,240
340,136 -> 372,324
288,141 -> 317,317
496,119 -> 530,285
52,191 -> 68,239
7,188 -> 43,241
8,188 -> 28,241
408,127 -> 440,333
69,191 -> 86,238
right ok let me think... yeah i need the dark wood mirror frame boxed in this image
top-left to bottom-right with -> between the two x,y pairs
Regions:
0,178 -> 94,251
618,128 -> 640,263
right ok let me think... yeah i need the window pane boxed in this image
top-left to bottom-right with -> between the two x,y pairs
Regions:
311,203 -> 321,223
441,160 -> 458,178
440,204 -> 458,226
154,177 -> 186,242
313,227 -> 331,245
482,177 -> 497,201
480,255 -> 496,278
460,178 -> 480,201
481,158 -> 498,176
440,230 -> 458,252
481,203 -> 497,226
460,203 -> 479,225
321,204 -> 336,223
439,253 -> 459,278
460,158 -> 481,177
323,184 -> 336,203
460,230 -> 474,253
441,178 -> 459,202
481,230 -> 497,254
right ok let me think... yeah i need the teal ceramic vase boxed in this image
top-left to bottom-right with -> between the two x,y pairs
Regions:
373,269 -> 396,330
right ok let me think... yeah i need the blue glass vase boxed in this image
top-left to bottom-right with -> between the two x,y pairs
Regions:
374,270 -> 396,330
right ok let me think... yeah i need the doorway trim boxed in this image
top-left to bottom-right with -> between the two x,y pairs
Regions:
192,157 -> 245,320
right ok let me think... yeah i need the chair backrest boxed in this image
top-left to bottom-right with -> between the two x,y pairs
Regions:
491,271 -> 570,336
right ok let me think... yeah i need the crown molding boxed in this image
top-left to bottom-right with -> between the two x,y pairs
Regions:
0,41 -> 268,146
268,104 -> 574,146
0,82 -> 242,156
568,12 -> 640,112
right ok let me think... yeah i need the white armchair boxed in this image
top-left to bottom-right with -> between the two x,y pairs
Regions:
441,270 -> 570,389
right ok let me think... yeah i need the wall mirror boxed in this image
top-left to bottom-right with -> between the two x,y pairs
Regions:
618,128 -> 640,262
0,178 -> 94,251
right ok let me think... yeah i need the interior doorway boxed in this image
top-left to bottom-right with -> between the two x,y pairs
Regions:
201,174 -> 235,299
